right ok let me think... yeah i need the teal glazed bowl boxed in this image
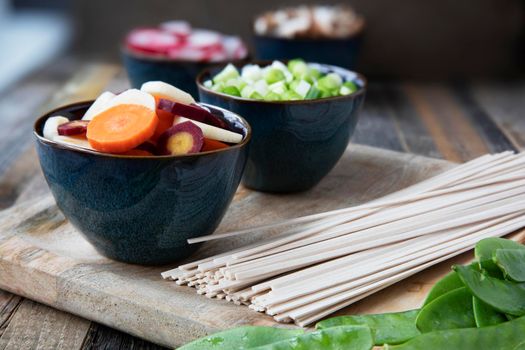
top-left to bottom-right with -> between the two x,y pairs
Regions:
197,63 -> 366,193
34,101 -> 251,265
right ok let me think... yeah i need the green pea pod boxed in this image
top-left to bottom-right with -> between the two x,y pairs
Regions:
472,296 -> 507,327
494,249 -> 525,282
416,287 -> 476,332
384,315 -> 525,350
315,310 -> 420,345
513,341 -> 525,350
252,325 -> 373,350
475,238 -> 525,277
454,265 -> 525,316
422,271 -> 464,306
177,326 -> 304,350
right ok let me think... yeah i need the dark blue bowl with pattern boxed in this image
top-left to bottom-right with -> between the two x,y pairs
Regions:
34,101 -> 251,265
197,62 -> 366,193
253,33 -> 363,70
122,47 -> 248,99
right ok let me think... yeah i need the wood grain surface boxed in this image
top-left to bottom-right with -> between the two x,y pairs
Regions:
0,62 -> 523,349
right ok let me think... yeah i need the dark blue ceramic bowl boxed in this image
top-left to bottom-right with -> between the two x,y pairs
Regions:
197,62 -> 366,193
253,34 -> 363,70
34,101 -> 251,265
122,47 -> 248,98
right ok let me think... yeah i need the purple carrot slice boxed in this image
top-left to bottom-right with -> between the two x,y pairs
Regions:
57,120 -> 89,136
156,121 -> 204,155
157,99 -> 228,129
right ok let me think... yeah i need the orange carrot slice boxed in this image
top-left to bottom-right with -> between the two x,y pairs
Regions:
151,97 -> 175,141
202,138 -> 229,152
87,104 -> 158,153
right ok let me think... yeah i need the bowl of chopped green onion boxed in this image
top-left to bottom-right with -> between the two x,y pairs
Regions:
197,59 -> 366,193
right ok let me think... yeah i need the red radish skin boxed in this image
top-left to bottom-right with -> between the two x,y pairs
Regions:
126,28 -> 181,54
57,120 -> 89,136
156,122 -> 204,156
157,99 -> 228,130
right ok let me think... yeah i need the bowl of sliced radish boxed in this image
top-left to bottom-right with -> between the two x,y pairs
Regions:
34,82 -> 251,265
122,21 -> 249,98
197,59 -> 366,193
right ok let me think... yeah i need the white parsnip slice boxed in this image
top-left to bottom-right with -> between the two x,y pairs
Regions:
141,81 -> 195,105
173,116 -> 243,144
82,91 -> 116,120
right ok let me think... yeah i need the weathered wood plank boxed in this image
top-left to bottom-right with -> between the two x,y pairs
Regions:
0,63 -> 120,210
352,83 -> 406,152
0,144 -> 459,348
377,83 -> 441,158
449,84 -> 517,153
0,291 -> 22,338
470,82 -> 525,151
0,299 -> 90,350
403,83 -> 491,162
81,324 -> 167,350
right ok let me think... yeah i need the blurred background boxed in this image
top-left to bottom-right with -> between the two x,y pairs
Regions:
1,0 -> 524,94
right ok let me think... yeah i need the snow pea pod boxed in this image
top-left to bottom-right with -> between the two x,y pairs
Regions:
454,264 -> 525,316
416,287 -> 476,332
422,271 -> 464,306
494,249 -> 525,282
475,238 -> 525,277
177,326 -> 304,350
472,296 -> 507,327
315,310 -> 420,345
252,325 -> 373,350
385,315 -> 525,350
513,341 -> 525,350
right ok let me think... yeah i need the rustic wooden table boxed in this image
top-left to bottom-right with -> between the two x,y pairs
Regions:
0,59 -> 523,349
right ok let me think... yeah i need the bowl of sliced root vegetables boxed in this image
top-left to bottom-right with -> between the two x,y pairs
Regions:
34,81 -> 251,265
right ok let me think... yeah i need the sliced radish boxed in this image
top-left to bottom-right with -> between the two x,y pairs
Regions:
126,28 -> 181,54
43,116 -> 69,140
58,120 -> 89,136
174,117 -> 243,144
223,36 -> 247,59
168,47 -> 207,61
140,81 -> 195,105
83,91 -> 116,120
187,30 -> 222,50
208,50 -> 228,62
160,21 -> 191,37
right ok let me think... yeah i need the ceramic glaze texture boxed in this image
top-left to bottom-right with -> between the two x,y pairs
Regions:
254,35 -> 363,69
34,102 -> 250,265
198,63 -> 366,193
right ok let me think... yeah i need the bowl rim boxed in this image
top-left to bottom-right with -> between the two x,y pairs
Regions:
196,60 -> 367,105
121,45 -> 250,65
34,100 -> 252,160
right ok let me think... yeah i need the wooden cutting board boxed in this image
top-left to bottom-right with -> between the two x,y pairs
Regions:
0,143 -> 522,348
